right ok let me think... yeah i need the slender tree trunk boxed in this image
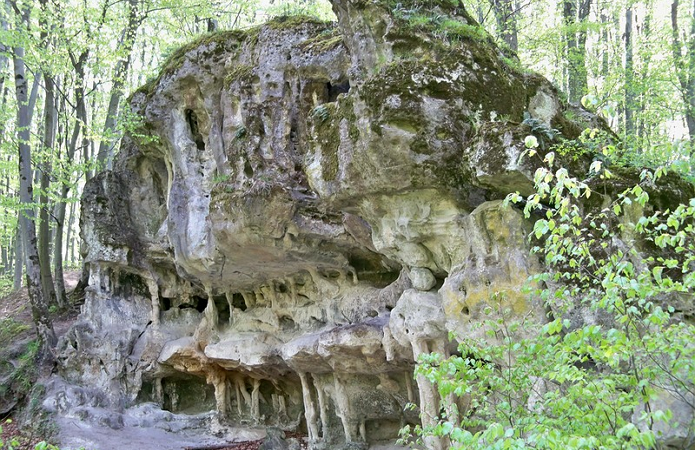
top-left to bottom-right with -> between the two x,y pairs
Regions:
66,199 -> 76,265
1,243 -> 8,274
52,188 -> 67,303
7,235 -> 14,276
563,0 -> 591,103
54,50 -> 89,302
490,0 -> 518,52
88,88 -> 98,176
10,9 -> 57,351
13,218 -> 22,290
0,20 -> 7,101
638,11 -> 653,145
671,0 -> 695,140
36,0 -> 61,307
39,73 -> 59,307
625,7 -> 635,137
0,64 -> 9,276
96,0 -> 143,169
599,9 -> 610,77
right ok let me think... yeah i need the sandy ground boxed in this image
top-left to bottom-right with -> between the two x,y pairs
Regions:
56,418 -> 265,450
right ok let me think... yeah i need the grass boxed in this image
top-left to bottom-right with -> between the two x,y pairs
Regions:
0,318 -> 29,343
0,276 -> 13,298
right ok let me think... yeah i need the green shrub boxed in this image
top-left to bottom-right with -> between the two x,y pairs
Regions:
0,419 -> 62,450
403,132 -> 695,449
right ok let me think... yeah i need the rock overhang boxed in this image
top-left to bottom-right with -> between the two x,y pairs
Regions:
55,1 -> 632,448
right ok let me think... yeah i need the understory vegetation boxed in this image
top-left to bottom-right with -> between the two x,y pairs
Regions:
403,132 -> 695,448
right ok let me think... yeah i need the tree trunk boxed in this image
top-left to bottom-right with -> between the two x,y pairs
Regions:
1,242 -> 8,274
52,187 -> 67,303
7,235 -> 14,276
624,7 -> 635,137
54,50 -> 89,302
96,0 -> 143,169
670,0 -> 695,140
39,73 -> 59,307
66,198 -> 77,265
563,0 -> 591,103
36,0 -> 61,307
490,0 -> 518,52
637,11 -> 652,144
0,18 -> 7,101
13,218 -> 23,290
10,9 -> 57,351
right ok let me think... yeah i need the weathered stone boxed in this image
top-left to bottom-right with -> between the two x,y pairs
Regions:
408,267 -> 436,291
47,0 -> 683,449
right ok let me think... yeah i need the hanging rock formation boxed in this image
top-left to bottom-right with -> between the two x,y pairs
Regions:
46,0 -> 637,448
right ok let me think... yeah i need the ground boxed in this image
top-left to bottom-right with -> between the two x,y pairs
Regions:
0,270 -> 82,449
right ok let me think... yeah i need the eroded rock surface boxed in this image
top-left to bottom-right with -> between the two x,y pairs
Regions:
48,0 -> 619,448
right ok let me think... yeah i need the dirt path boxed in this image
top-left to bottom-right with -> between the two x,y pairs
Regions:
0,270 -> 82,338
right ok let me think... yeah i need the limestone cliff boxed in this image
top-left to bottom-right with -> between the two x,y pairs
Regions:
46,1 -> 636,448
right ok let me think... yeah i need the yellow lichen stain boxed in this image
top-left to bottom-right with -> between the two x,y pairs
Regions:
442,272 -> 533,320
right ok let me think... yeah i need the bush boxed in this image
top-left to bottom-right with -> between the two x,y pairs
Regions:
0,420 -> 62,450
402,132 -> 695,449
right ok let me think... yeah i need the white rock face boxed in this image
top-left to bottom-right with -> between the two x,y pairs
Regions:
50,1 -> 607,448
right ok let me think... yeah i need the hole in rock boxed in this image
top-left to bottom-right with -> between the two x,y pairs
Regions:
231,293 -> 247,311
277,283 -> 288,294
194,296 -> 208,312
160,297 -> 172,311
347,252 -> 401,288
326,80 -> 350,102
244,159 -> 254,178
136,380 -> 154,403
280,315 -> 296,332
461,306 -> 470,315
214,294 -> 230,324
179,296 -> 208,312
162,375 -> 215,414
116,272 -> 150,299
185,109 -> 205,151
326,270 -> 341,279
151,170 -> 166,207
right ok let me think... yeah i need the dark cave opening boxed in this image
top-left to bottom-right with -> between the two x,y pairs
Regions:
213,294 -> 231,324
326,80 -> 350,102
160,297 -> 172,311
116,271 -> 151,299
185,109 -> 205,151
178,295 -> 208,312
231,293 -> 248,311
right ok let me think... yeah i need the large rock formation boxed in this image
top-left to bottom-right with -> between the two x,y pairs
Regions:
47,0 -> 624,448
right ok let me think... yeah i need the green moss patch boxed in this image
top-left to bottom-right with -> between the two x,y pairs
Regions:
225,64 -> 255,88
0,318 -> 29,343
299,29 -> 344,54
265,14 -> 331,30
